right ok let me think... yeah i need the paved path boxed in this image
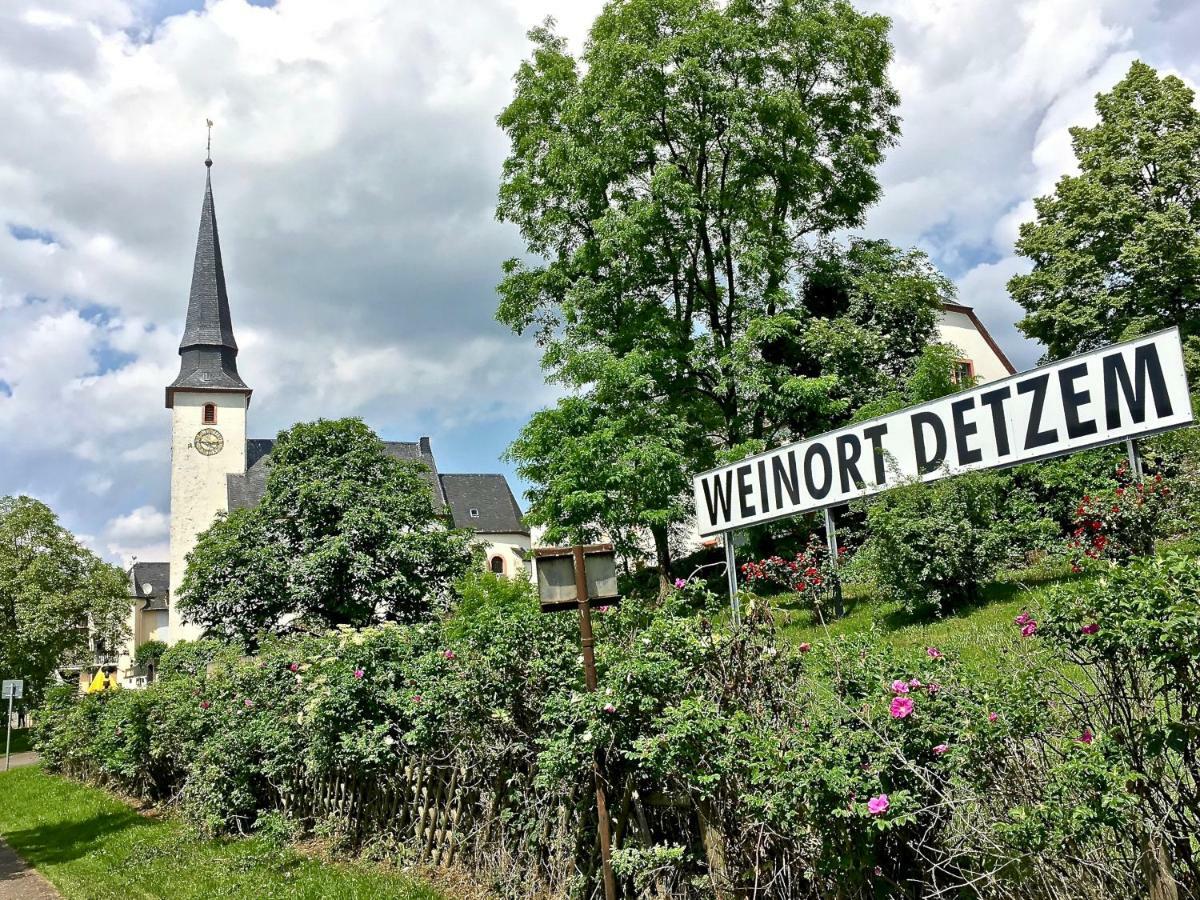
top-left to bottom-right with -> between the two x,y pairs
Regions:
0,839 -> 60,900
2,754 -> 38,772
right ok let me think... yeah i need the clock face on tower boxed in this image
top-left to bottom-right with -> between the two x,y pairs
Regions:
194,428 -> 224,456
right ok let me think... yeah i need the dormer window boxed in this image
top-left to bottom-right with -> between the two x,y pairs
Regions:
203,403 -> 217,424
469,508 -> 480,519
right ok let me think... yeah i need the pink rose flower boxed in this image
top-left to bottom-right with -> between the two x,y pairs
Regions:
1020,621 -> 1037,638
933,743 -> 949,755
1078,728 -> 1094,745
867,794 -> 890,816
353,668 -> 364,679
603,702 -> 616,713
412,694 -> 422,704
890,679 -> 910,694
674,578 -> 687,589
890,697 -> 914,719
1014,612 -> 1032,626
908,678 -> 922,689
926,647 -> 943,660
1080,623 -> 1099,635
200,700 -> 211,710
988,712 -> 998,723
289,662 -> 299,672
443,649 -> 456,660
243,698 -> 254,708
927,682 -> 940,695
799,642 -> 812,653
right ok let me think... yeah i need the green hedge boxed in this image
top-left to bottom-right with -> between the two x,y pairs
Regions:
34,568 -> 1196,898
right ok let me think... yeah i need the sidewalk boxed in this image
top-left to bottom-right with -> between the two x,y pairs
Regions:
3,755 -> 38,772
0,839 -> 60,900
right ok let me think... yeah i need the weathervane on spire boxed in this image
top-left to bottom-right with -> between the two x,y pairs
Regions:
205,118 -> 214,168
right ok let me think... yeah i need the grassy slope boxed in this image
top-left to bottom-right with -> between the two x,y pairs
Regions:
0,766 -> 443,900
770,562 -> 1086,671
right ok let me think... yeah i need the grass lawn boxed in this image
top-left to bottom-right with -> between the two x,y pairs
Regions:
0,766 -> 444,900
770,561 -> 1086,672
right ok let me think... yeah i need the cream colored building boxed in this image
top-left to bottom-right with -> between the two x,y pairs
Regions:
103,161 -> 530,681
936,302 -> 1016,385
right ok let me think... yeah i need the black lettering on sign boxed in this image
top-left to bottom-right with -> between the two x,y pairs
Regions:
863,423 -> 889,484
702,470 -> 734,526
1017,373 -> 1057,449
736,464 -> 755,518
951,396 -> 982,465
756,460 -> 770,514
912,411 -> 947,474
1103,345 -> 1173,429
979,386 -> 1012,456
836,434 -> 865,493
1058,362 -> 1097,439
772,451 -> 801,510
804,442 -> 833,500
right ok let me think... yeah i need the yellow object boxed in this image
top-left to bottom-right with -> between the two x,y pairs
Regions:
106,673 -> 121,691
86,670 -> 107,693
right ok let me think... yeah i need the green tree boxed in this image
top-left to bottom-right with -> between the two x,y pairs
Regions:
497,2 -> 951,575
179,419 -> 476,642
0,496 -> 129,708
1010,61 -> 1200,373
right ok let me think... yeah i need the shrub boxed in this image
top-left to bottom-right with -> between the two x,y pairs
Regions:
852,471 -> 1016,613
133,639 -> 168,672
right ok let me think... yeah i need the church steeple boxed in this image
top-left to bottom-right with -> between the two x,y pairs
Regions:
165,158 -> 251,408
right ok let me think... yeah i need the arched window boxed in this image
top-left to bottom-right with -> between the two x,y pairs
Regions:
203,403 -> 217,424
489,556 -> 506,575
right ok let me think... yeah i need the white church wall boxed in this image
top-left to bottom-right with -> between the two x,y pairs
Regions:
168,391 -> 248,643
479,532 -> 533,581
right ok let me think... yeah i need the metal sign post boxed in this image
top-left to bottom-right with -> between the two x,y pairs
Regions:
3,679 -> 23,772
1126,439 -> 1143,479
534,545 -> 619,900
823,508 -> 845,618
724,533 -> 741,628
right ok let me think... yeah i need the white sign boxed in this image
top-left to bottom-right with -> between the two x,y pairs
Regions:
694,328 -> 1194,536
1,680 -> 22,700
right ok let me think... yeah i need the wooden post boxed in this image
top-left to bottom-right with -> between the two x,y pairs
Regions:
724,534 -> 741,628
823,507 -> 845,618
573,546 -> 618,900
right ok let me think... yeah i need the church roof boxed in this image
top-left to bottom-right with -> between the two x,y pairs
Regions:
225,437 -> 526,534
438,474 -> 528,534
166,163 -> 250,407
129,561 -> 170,611
227,437 -> 446,512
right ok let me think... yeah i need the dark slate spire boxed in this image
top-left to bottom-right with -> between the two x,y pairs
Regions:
166,161 -> 251,408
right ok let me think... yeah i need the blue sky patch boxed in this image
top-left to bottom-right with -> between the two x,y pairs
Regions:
8,224 -> 58,245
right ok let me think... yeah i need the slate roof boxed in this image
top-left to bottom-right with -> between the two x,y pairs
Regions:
129,561 -> 170,611
166,164 -> 250,407
438,473 -> 528,534
227,436 -> 447,512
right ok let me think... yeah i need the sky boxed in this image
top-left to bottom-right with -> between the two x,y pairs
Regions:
1,0 -> 1198,565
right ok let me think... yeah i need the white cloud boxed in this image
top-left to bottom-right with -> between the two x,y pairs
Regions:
0,0 -> 1197,560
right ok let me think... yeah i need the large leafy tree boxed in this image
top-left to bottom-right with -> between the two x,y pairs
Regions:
179,419 -> 476,643
1011,61 -> 1200,372
496,0 -> 950,576
0,496 -> 129,708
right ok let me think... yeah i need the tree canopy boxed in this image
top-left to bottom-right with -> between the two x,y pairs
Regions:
179,419 -> 476,643
1010,61 -> 1200,374
496,0 -> 953,576
0,496 -> 129,708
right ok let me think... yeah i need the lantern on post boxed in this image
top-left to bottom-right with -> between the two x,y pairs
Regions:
533,543 -> 620,900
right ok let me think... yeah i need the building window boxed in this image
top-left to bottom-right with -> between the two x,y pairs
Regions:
468,508 -> 480,519
490,556 -> 505,575
203,403 -> 217,424
952,359 -> 975,386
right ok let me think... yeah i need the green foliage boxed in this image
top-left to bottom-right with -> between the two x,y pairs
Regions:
0,495 -> 130,710
1038,552 -> 1200,890
1010,61 -> 1200,377
158,638 -> 243,681
133,639 -> 168,672
34,573 -> 1164,897
179,419 -> 476,642
852,472 -> 1022,613
498,2 -> 952,573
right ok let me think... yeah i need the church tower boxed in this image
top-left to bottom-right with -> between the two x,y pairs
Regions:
166,157 -> 251,642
